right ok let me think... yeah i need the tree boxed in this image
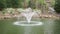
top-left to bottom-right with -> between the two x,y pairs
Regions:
54,0 -> 60,13
0,0 -> 6,11
6,0 -> 20,8
6,0 -> 12,8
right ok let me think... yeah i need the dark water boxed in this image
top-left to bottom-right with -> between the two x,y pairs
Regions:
0,18 -> 60,34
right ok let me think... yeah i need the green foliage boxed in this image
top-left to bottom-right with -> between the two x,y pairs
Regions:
54,0 -> 60,13
39,0 -> 45,5
28,0 -> 35,9
0,0 -> 55,11
6,0 -> 24,8
0,0 -> 46,9
0,0 -> 25,11
0,0 -> 6,11
6,0 -> 12,8
28,0 -> 46,9
51,0 -> 55,7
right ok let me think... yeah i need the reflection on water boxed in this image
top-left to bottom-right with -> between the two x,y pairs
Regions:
0,18 -> 60,34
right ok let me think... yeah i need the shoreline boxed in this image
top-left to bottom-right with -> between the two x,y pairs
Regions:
0,14 -> 59,20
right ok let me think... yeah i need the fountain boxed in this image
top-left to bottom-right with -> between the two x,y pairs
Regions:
21,8 -> 34,23
14,8 -> 43,26
13,8 -> 43,34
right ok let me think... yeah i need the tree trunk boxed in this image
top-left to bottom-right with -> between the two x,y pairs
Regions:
24,0 -> 27,8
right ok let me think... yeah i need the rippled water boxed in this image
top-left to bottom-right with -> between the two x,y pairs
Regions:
0,18 -> 60,34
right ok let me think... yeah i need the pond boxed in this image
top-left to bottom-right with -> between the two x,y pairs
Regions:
0,18 -> 60,34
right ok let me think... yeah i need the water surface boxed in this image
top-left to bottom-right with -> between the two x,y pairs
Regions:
0,18 -> 60,34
